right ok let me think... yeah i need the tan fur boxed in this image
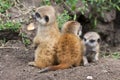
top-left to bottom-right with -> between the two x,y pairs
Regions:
82,32 -> 101,66
38,21 -> 83,73
28,5 -> 60,68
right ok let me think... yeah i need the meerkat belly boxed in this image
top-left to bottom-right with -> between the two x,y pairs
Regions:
86,50 -> 96,62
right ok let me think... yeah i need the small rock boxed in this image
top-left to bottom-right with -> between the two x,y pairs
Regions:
27,23 -> 35,31
102,70 -> 108,73
87,76 -> 93,80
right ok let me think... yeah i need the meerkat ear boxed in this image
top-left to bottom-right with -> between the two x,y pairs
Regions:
44,15 -> 49,22
76,23 -> 82,37
97,38 -> 101,43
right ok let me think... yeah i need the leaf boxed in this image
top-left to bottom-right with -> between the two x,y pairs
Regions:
116,6 -> 120,11
73,14 -> 77,20
94,17 -> 97,27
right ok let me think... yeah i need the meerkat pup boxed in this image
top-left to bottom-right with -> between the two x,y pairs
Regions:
82,32 -> 101,66
38,21 -> 83,73
28,5 -> 60,68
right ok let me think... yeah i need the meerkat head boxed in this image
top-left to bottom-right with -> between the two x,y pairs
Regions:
61,21 -> 82,36
33,5 -> 56,26
83,32 -> 101,48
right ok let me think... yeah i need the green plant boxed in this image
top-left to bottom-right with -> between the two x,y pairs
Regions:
0,20 -> 21,32
56,0 -> 120,28
55,0 -> 62,4
111,52 -> 120,59
0,38 -> 7,46
19,33 -> 31,46
66,0 -> 78,11
66,0 -> 88,15
57,10 -> 71,29
41,0 -> 51,5
87,0 -> 120,27
23,38 -> 31,46
0,0 -> 21,32
0,0 -> 12,13
39,0 -> 120,27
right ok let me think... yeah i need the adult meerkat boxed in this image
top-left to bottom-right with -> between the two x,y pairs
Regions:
28,5 -> 60,68
82,32 -> 101,66
38,21 -> 83,73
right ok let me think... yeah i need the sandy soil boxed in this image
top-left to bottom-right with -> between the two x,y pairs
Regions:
0,40 -> 120,80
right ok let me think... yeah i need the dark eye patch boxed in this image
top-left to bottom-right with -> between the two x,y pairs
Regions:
97,38 -> 101,43
44,15 -> 49,22
89,39 -> 95,43
77,30 -> 79,35
83,38 -> 86,41
35,12 -> 41,18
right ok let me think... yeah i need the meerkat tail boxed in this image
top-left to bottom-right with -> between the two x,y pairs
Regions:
38,63 -> 70,73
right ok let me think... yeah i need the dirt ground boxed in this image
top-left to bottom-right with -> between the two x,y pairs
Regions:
0,40 -> 120,80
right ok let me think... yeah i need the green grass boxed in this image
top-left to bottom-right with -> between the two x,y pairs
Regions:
19,33 -> 31,46
0,20 -> 21,32
111,52 -> 120,59
0,0 -> 21,32
0,0 -> 12,13
102,51 -> 120,59
57,10 -> 71,29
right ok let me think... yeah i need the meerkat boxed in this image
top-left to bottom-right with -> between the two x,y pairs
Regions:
38,20 -> 83,73
28,5 -> 60,68
82,32 -> 101,66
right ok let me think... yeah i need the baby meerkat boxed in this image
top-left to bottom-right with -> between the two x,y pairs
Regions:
82,32 -> 101,66
38,21 -> 83,73
28,5 -> 60,68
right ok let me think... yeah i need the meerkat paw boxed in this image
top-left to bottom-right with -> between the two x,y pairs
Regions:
93,60 -> 99,65
83,57 -> 90,67
93,58 -> 99,62
30,44 -> 37,49
84,63 -> 90,67
28,61 -> 36,66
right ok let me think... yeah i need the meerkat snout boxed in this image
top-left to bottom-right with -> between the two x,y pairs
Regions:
31,12 -> 41,20
35,12 -> 41,18
31,6 -> 56,26
35,12 -> 49,23
83,33 -> 100,47
84,38 -> 100,47
33,12 -> 49,25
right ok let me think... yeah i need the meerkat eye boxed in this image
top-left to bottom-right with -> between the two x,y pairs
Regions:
83,38 -> 86,41
97,38 -> 101,43
35,12 -> 41,18
44,15 -> 49,22
77,30 -> 79,35
89,39 -> 95,43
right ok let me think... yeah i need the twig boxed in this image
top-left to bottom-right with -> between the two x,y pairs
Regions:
0,47 -> 20,49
